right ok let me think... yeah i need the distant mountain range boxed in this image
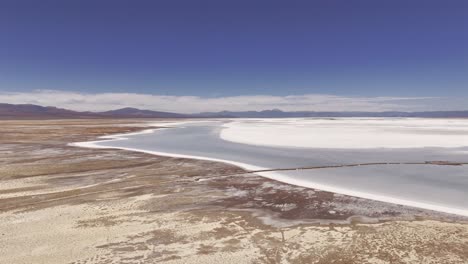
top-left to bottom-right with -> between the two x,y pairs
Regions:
0,104 -> 193,119
2,103 -> 468,119
198,109 -> 468,118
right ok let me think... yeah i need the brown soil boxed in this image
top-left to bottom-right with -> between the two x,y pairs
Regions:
0,119 -> 467,264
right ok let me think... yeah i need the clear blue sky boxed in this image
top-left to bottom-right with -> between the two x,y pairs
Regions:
1,0 -> 467,97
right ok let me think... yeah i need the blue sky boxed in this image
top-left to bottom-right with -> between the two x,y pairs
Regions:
1,0 -> 467,111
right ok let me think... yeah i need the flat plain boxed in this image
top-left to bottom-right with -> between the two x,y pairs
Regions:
1,119 -> 468,264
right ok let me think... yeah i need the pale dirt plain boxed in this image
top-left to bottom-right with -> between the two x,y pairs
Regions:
0,119 -> 468,264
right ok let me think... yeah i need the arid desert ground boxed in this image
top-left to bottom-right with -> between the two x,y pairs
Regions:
1,119 -> 468,264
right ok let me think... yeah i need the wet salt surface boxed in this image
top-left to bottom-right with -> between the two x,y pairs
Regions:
90,120 -> 468,216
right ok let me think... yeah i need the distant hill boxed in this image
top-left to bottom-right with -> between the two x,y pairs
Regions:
99,107 -> 189,118
2,103 -> 468,119
0,103 -> 98,119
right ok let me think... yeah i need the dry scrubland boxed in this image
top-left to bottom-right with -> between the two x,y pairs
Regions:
0,119 -> 467,264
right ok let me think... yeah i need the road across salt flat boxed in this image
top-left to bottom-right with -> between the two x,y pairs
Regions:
91,119 -> 468,216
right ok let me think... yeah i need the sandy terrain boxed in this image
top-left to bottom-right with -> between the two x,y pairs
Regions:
0,119 -> 467,264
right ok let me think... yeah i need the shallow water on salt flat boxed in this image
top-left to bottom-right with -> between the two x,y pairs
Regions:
94,119 -> 468,215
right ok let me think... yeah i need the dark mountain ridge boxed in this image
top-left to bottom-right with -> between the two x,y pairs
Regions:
198,109 -> 468,118
99,107 -> 188,118
2,103 -> 468,119
0,104 -> 191,119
